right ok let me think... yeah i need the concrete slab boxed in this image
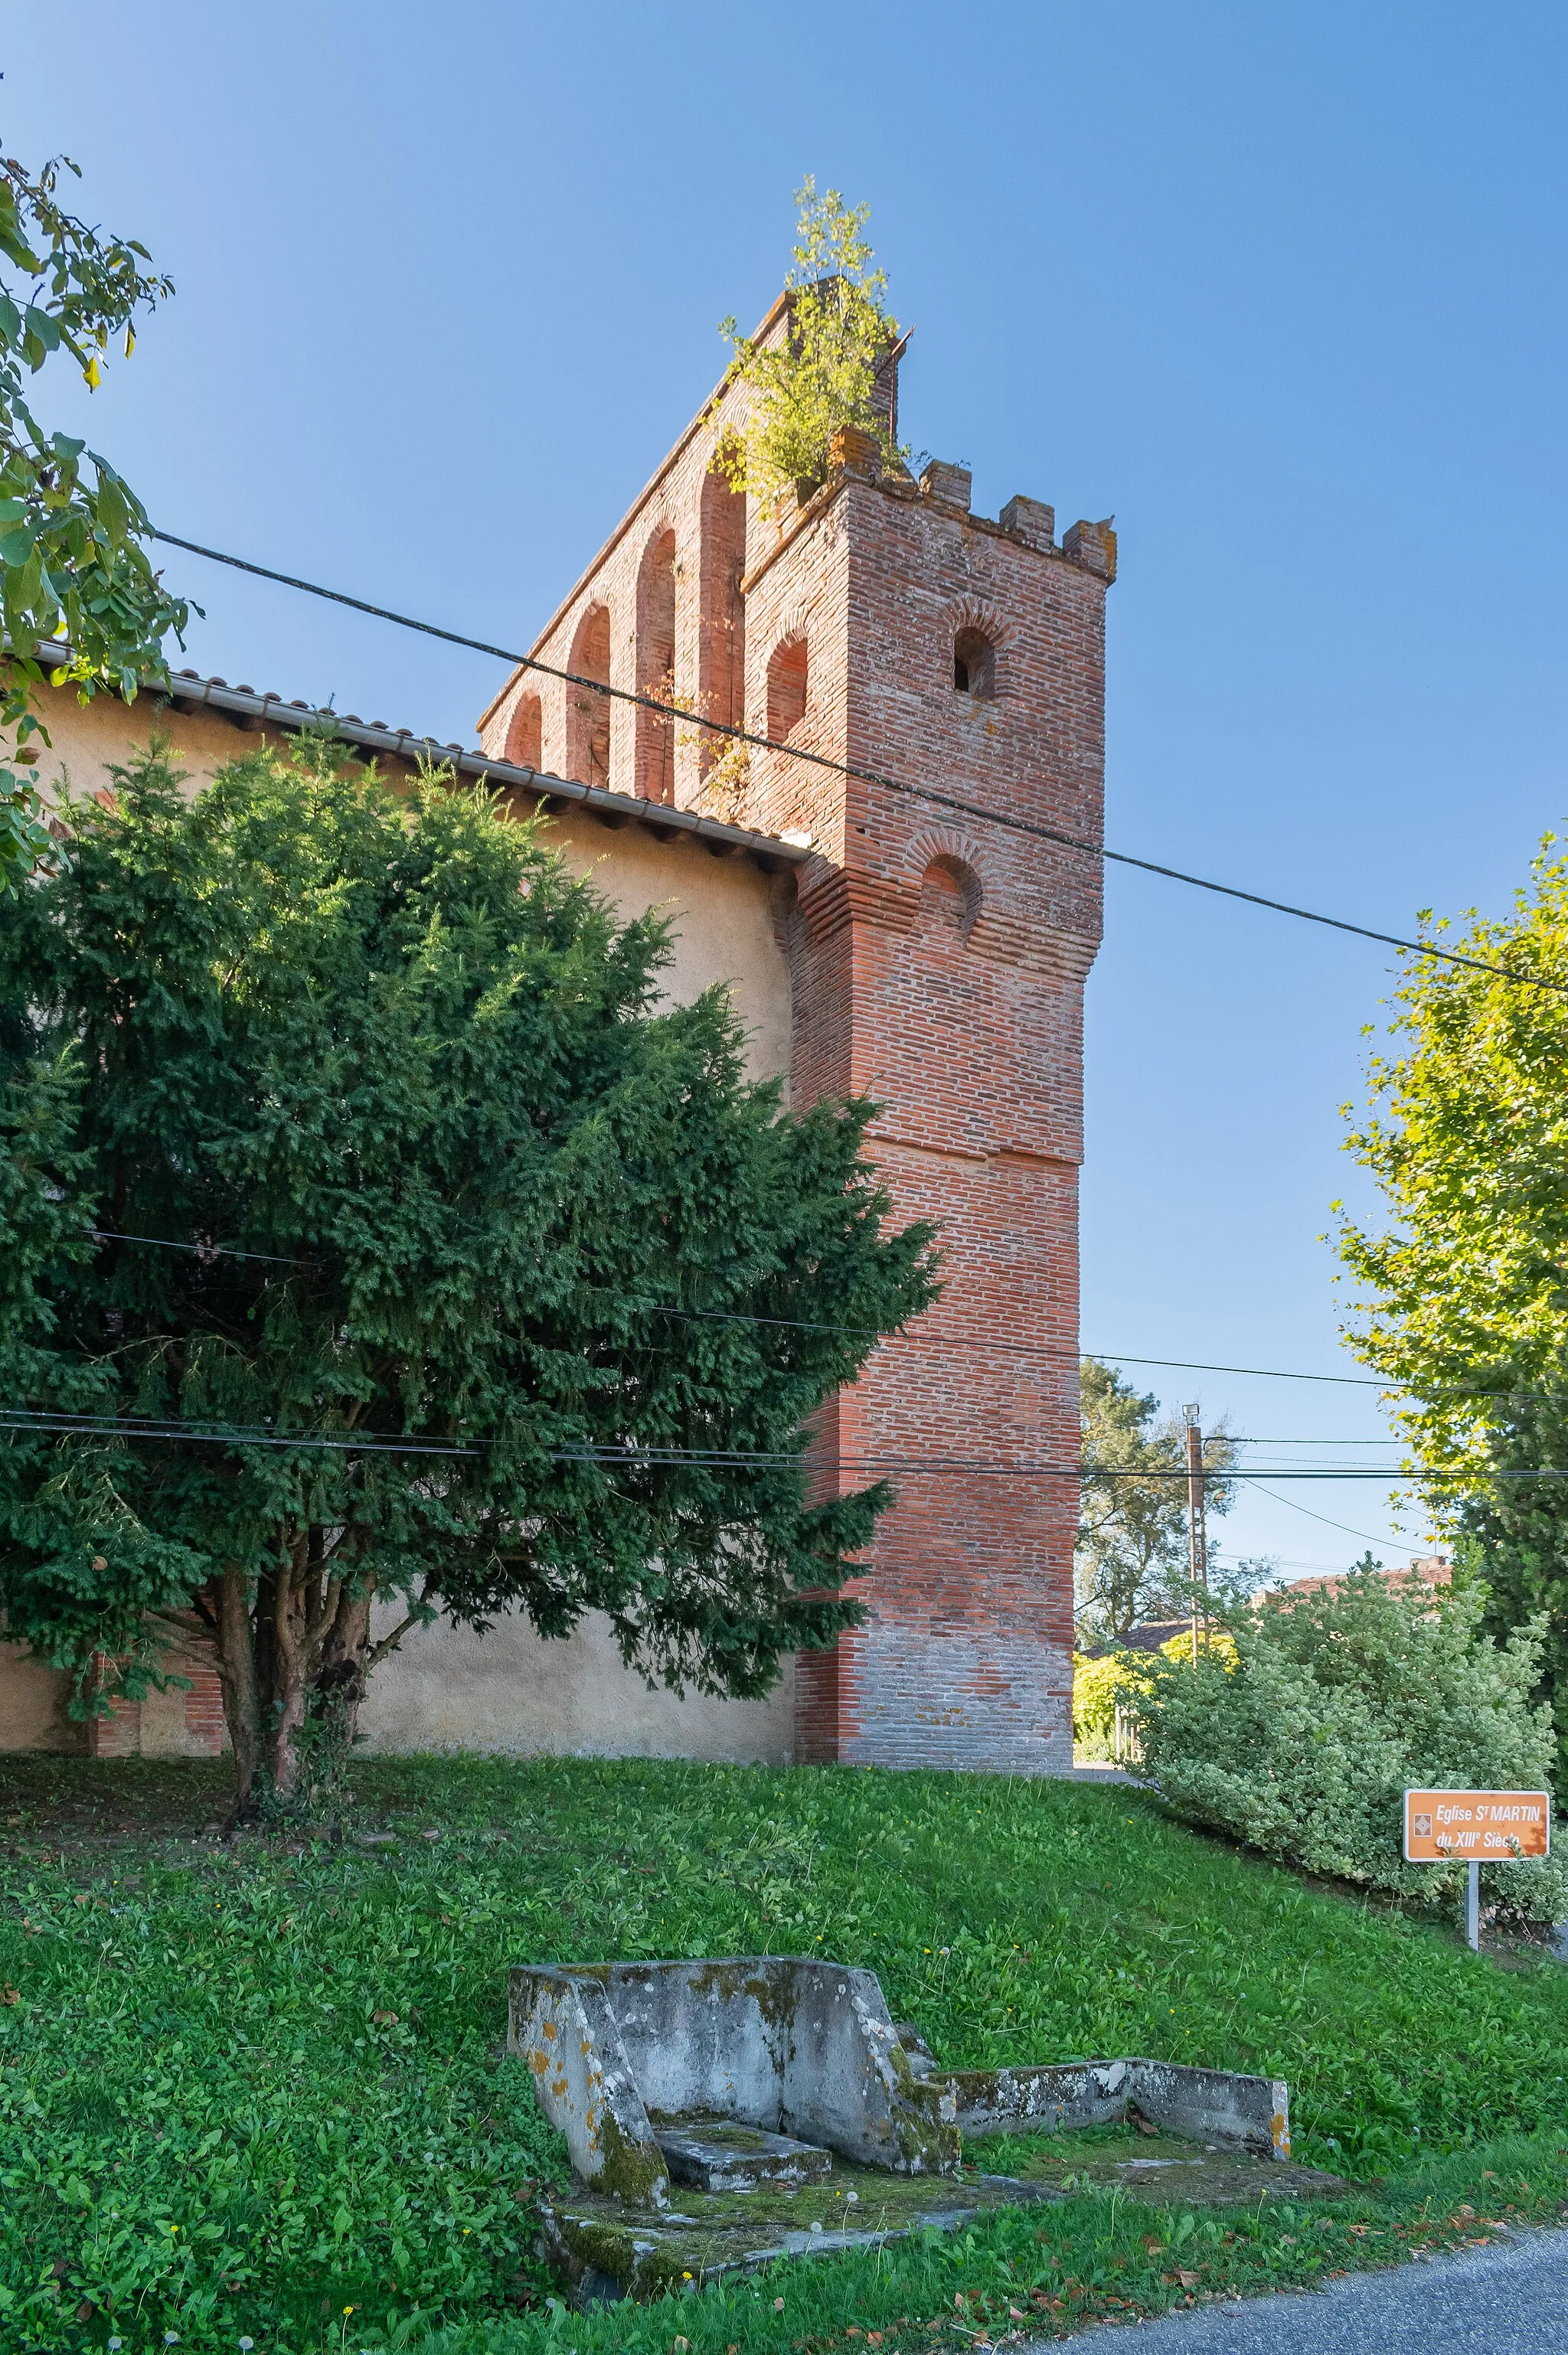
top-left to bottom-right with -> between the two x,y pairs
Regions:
933,2054 -> 1291,2159
508,1958 -> 1300,2301
654,2119 -> 832,2193
965,2118 -> 1346,2206
540,2161 -> 1057,2305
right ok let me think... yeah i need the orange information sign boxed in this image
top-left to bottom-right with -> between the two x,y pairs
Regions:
1403,1789 -> 1551,1863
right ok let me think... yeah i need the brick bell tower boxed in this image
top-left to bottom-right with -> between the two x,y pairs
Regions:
480,308 -> 1112,1774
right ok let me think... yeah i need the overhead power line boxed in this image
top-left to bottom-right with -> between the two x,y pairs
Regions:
87,1227 -> 310,1268
60,1227 -> 1568,1408
149,528 -> 1564,1001
0,1409 -> 474,1456
1240,1476 -> 1434,1557
0,1404 -> 1559,1482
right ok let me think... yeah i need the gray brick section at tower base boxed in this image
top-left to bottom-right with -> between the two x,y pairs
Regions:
840,1626 -> 1075,1775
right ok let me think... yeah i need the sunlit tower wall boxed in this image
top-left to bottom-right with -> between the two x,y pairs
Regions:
481,317 -> 1113,1772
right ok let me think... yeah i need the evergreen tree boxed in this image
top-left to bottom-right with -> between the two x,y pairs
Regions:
0,736 -> 936,1814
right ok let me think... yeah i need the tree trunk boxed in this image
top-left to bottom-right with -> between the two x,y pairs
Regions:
211,1534 -> 394,1820
267,1535 -> 312,1803
317,1586 -> 374,1751
215,1563 -> 262,1822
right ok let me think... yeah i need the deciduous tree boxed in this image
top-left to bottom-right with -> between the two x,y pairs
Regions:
0,138 -> 188,890
1339,848 -> 1568,1779
1075,1358 -> 1239,1646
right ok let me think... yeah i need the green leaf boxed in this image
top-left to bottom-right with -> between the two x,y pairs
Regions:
94,472 -> 128,547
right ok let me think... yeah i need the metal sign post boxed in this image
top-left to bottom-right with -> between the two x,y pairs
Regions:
1403,1788 -> 1552,1954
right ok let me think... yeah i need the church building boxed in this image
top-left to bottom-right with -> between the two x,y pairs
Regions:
0,299 -> 1113,1774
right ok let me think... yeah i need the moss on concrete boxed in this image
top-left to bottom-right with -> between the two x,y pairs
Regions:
886,2037 -> 962,2174
539,2157 -> 1054,2300
965,2120 -> 1350,2206
590,2102 -> 669,2207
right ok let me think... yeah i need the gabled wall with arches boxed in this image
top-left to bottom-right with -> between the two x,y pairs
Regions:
469,310 -> 1116,1780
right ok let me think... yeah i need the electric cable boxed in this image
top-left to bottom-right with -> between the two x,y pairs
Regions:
1239,1475 -> 1432,1557
0,1403 -> 1560,1481
64,1231 -> 1553,1405
87,1228 -> 310,1268
148,528 -> 1564,1001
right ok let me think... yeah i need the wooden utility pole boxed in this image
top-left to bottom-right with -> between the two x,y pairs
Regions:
1183,1405 -> 1208,1667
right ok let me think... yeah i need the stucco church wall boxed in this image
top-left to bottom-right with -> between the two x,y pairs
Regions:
28,690 -> 792,1081
0,1643 -> 90,1752
358,1608 -> 795,1763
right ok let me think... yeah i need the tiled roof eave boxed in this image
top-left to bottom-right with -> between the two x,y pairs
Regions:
150,670 -> 808,872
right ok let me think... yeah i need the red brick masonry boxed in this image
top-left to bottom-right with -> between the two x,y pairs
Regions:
480,318 -> 1112,1773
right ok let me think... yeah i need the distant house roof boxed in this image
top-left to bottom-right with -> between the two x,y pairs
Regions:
1117,1618 -> 1194,1654
1278,1555 -> 1450,1602
1075,1618 -> 1192,1661
153,668 -> 810,874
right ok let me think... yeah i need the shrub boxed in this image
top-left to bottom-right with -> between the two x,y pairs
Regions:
1073,1632 -> 1233,1759
1072,1651 -> 1125,1754
1133,1569 -> 1568,1925
712,179 -> 903,512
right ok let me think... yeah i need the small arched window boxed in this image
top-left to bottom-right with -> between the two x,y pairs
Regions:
504,692 -> 541,771
767,636 -> 808,740
952,625 -> 996,701
917,853 -> 982,942
635,527 -> 678,802
567,603 -> 612,789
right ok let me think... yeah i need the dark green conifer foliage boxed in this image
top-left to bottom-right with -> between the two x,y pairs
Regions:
0,735 -> 936,1813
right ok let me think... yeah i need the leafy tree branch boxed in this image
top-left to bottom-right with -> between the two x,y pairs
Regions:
1338,844 -> 1568,1775
0,139 -> 190,892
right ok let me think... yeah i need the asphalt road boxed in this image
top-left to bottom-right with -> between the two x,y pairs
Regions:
1063,2227 -> 1568,2350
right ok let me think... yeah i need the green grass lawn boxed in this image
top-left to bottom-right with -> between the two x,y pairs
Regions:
2,1753 -> 1566,2355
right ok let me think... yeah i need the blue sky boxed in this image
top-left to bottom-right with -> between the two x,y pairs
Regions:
9,4 -> 1567,1576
